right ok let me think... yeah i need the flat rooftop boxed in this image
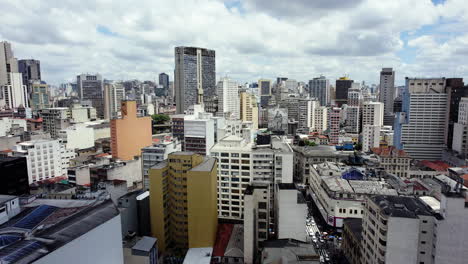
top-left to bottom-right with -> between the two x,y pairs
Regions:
372,195 -> 432,218
183,247 -> 213,264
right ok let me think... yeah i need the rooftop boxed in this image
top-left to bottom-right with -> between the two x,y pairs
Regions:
0,195 -> 17,205
371,146 -> 408,158
371,195 -> 432,218
418,160 -> 451,172
190,157 -> 216,172
262,239 -> 320,264
182,247 -> 213,264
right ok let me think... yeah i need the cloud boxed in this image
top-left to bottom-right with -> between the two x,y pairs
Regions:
0,0 -> 466,86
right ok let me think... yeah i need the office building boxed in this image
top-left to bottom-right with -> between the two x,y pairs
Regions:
335,77 -> 353,106
211,135 -> 293,220
149,152 -> 218,252
452,97 -> 468,156
258,79 -> 272,108
309,76 -> 330,106
217,77 -> 240,119
0,41 -> 18,87
0,197 -> 124,264
379,68 -> 396,126
18,59 -> 41,94
175,47 -> 216,113
312,106 -> 328,133
1,72 -> 29,109
104,82 -> 125,120
328,107 -> 341,145
345,106 -> 360,134
362,101 -> 384,127
362,125 -> 380,152
297,99 -> 319,132
39,107 -> 71,138
111,101 -> 152,160
77,73 -> 104,118
0,156 -> 30,195
446,78 -> 467,150
30,81 -> 50,110
394,78 -> 448,160
141,137 -> 181,190
361,195 -> 435,264
240,91 -> 258,130
159,72 -> 169,91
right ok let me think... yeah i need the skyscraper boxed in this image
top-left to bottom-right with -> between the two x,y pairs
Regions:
18,59 -> 41,88
335,77 -> 353,106
240,91 -> 259,129
258,79 -> 272,108
30,80 -> 50,110
309,76 -> 330,106
379,68 -> 396,126
0,41 -> 18,87
394,78 -> 448,160
158,72 -> 169,93
217,77 -> 239,119
77,73 -> 104,118
104,82 -> 125,120
445,78 -> 467,150
174,46 -> 216,114
1,72 -> 29,109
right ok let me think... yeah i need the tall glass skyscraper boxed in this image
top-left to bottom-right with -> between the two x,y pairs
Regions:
174,47 -> 216,114
309,76 -> 330,106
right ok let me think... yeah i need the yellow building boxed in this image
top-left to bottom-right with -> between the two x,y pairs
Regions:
110,100 -> 152,160
149,152 -> 218,252
240,91 -> 259,129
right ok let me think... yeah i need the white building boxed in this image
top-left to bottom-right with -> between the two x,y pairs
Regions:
312,106 -> 328,133
14,139 -> 75,184
211,135 -> 293,220
0,117 -> 26,136
40,107 -> 71,138
345,106 -> 360,134
104,82 -> 125,120
276,183 -> 307,242
362,124 -> 380,152
217,77 -> 240,119
362,101 -> 384,127
452,97 -> 468,155
1,72 -> 28,109
58,124 -> 95,150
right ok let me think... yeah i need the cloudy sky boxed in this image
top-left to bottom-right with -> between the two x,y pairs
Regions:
1,0 -> 468,86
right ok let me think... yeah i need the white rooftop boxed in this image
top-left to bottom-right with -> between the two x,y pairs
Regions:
183,247 -> 213,264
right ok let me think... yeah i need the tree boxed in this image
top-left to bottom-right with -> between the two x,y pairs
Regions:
151,114 -> 170,124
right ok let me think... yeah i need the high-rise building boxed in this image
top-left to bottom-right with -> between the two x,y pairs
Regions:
240,91 -> 259,130
362,101 -> 384,127
309,76 -> 330,106
452,97 -> 468,156
445,78 -> 467,150
362,125 -> 380,152
158,72 -> 169,92
312,106 -> 328,133
111,101 -> 152,160
217,77 -> 240,119
149,152 -> 218,252
18,59 -> 41,92
174,47 -> 216,114
379,68 -> 395,126
1,72 -> 29,109
0,156 -> 30,195
77,73 -> 104,118
328,107 -> 341,144
30,81 -> 50,110
0,41 -> 18,87
394,78 -> 448,160
345,106 -> 360,133
104,82 -> 125,120
258,79 -> 272,108
335,77 -> 353,106
39,107 -> 71,138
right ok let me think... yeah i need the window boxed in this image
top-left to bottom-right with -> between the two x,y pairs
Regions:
241,153 -> 250,158
258,202 -> 267,209
421,231 -> 427,234
221,153 -> 229,157
421,241 -> 426,244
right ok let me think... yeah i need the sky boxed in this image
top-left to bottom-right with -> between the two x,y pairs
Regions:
1,0 -> 468,86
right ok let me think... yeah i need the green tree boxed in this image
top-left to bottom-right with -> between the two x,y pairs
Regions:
151,114 -> 170,124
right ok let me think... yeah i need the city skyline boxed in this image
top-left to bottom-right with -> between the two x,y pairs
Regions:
1,0 -> 467,85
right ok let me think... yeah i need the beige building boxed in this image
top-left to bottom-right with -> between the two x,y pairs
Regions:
371,146 -> 411,178
240,91 -> 258,129
149,152 -> 218,252
110,101 -> 152,160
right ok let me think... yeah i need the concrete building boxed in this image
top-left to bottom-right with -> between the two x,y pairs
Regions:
104,82 -> 125,120
371,146 -> 411,178
217,77 -> 239,119
111,101 -> 152,160
244,182 -> 271,264
39,107 -> 71,138
0,41 -> 18,87
309,76 -> 330,106
361,195 -> 435,264
258,79 -> 272,108
342,218 -> 363,264
240,91 -> 259,130
0,117 -> 27,137
67,165 -> 90,186
175,47 -> 216,114
345,106 -> 360,134
211,135 -> 293,220
13,139 -> 75,184
312,106 -> 328,133
379,68 -> 396,126
452,97 -> 468,156
307,162 -> 397,228
77,73 -> 104,118
30,81 -> 50,110
0,156 -> 30,195
362,125 -> 380,153
362,101 -> 384,127
0,198 -> 123,264
159,72 -> 169,91
446,78 -> 467,150
58,123 -> 94,150
1,72 -> 29,109
18,59 -> 41,88
149,152 -> 218,252
335,77 -> 353,107
394,78 -> 448,160
276,183 -> 307,242
328,107 -> 341,145
261,239 -> 320,264
90,158 -> 142,188
181,106 -> 218,155
141,137 -> 181,190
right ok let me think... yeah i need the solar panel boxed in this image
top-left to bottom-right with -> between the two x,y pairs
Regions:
0,240 -> 43,263
0,235 -> 21,248
13,205 -> 58,230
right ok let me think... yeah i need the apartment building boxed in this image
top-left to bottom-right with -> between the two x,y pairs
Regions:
240,91 -> 259,130
362,125 -> 381,153
362,101 -> 384,127
371,146 -> 411,178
